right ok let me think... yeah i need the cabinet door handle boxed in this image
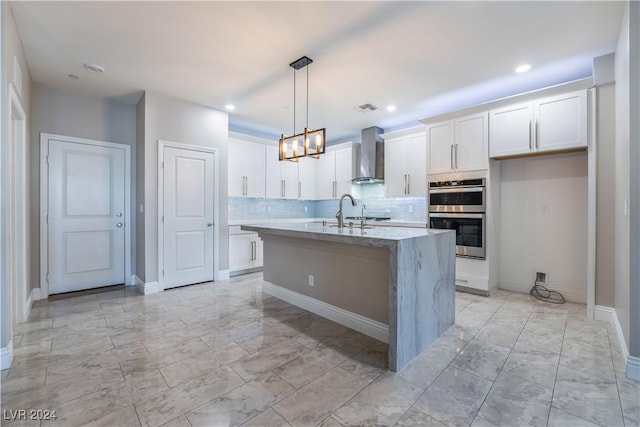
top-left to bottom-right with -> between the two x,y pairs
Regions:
455,144 -> 459,169
535,119 -> 539,149
529,120 -> 532,150
250,241 -> 254,261
407,174 -> 411,195
450,145 -> 454,170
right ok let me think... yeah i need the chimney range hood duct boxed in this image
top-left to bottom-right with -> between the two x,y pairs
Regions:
353,126 -> 384,184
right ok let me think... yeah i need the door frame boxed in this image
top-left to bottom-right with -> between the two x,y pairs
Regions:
7,84 -> 28,323
40,133 -> 132,298
157,140 -> 219,291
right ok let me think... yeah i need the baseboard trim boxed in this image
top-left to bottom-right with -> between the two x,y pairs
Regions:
262,281 -> 389,343
1,340 -> 13,370
498,281 -> 587,304
594,305 -> 614,323
595,305 -> 639,382
134,276 -> 160,295
216,270 -> 230,281
24,288 -> 37,321
456,284 -> 489,297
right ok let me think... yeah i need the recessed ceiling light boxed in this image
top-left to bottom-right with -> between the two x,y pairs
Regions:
515,64 -> 531,73
386,105 -> 397,112
83,63 -> 105,73
68,74 -> 79,80
224,104 -> 236,111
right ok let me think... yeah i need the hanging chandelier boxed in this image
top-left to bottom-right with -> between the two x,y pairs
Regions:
279,56 -> 326,162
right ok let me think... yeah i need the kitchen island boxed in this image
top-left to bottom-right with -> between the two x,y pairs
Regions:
241,222 -> 456,371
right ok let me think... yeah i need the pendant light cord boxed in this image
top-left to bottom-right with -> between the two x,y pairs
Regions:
293,68 -> 296,135
306,66 -> 309,129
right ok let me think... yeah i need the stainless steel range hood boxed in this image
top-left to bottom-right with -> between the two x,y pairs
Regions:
353,126 -> 384,184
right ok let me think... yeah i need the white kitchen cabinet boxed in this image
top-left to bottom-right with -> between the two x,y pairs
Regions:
489,90 -> 587,158
266,146 -> 299,199
315,144 -> 356,199
298,156 -> 318,199
427,113 -> 488,174
228,139 -> 266,198
229,227 -> 263,272
383,130 -> 427,198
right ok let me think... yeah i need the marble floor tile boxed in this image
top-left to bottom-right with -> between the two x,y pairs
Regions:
159,343 -> 248,388
547,406 -> 600,427
396,407 -> 446,426
316,415 -> 344,427
134,365 -> 245,427
272,367 -> 368,427
553,366 -> 624,426
451,339 -> 511,382
332,371 -> 423,426
7,276 -> 632,427
397,344 -> 456,389
338,342 -> 388,383
470,416 -> 499,427
501,343 -> 560,389
274,346 -> 348,390
42,370 -> 167,427
186,372 -> 293,426
119,338 -> 210,378
616,373 -> 640,426
241,408 -> 291,427
159,415 -> 191,427
477,371 -> 552,427
413,366 -> 493,427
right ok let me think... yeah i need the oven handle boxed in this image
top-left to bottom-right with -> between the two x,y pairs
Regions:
429,213 -> 485,219
429,187 -> 484,194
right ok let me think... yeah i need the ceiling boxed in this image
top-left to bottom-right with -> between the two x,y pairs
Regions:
10,1 -> 625,143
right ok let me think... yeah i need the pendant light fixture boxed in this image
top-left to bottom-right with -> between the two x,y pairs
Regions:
279,56 -> 326,162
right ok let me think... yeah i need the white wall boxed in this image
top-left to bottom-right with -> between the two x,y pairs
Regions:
498,152 -> 588,302
1,2 -> 33,353
139,91 -> 229,282
614,1 -> 631,351
30,84 -> 138,292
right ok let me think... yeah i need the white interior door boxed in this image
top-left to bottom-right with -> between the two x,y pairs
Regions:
48,140 -> 126,294
162,146 -> 215,289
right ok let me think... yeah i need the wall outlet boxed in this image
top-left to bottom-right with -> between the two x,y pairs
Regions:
308,274 -> 314,287
535,271 -> 547,283
304,206 -> 308,212
409,205 -> 414,213
267,205 -> 272,212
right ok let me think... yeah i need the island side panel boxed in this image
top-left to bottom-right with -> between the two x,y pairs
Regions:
388,231 -> 456,371
261,234 -> 390,325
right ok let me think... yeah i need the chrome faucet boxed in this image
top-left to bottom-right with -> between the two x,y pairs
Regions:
336,193 -> 357,228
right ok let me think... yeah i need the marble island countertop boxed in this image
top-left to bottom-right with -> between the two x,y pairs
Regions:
241,222 -> 449,248
230,217 -> 428,228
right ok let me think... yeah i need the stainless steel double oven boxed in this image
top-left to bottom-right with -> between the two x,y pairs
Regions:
428,178 -> 486,259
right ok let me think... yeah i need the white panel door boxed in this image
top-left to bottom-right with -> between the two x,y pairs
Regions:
315,151 -> 336,199
407,133 -> 427,196
384,138 -> 409,197
48,140 -> 126,294
534,91 -> 587,153
298,156 -> 317,199
162,146 -> 215,289
489,103 -> 533,158
334,148 -> 354,196
455,113 -> 488,172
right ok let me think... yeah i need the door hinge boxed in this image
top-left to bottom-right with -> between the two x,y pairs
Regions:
46,156 -> 49,165
46,272 -> 49,283
161,215 -> 164,223
162,269 -> 164,277
46,214 -> 49,224
161,161 -> 164,169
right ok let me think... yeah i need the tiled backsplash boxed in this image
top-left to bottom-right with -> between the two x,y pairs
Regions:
230,183 -> 427,222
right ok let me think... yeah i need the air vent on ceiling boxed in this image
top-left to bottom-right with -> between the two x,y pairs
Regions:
357,103 -> 379,113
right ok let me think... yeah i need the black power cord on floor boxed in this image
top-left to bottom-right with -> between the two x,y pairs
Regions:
530,280 -> 566,304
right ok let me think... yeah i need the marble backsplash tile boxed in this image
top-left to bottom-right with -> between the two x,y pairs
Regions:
229,183 -> 427,222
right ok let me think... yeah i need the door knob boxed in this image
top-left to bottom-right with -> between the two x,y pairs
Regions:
116,212 -> 123,217
116,223 -> 123,228
207,223 -> 213,227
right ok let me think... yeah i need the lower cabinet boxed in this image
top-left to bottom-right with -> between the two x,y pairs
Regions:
229,227 -> 263,273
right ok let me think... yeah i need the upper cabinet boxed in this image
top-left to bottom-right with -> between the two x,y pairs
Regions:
489,90 -> 587,158
298,156 -> 318,200
265,146 -> 299,199
315,144 -> 357,199
228,138 -> 266,198
383,129 -> 427,198
426,112 -> 488,175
